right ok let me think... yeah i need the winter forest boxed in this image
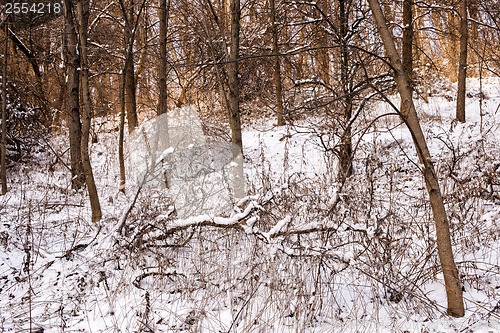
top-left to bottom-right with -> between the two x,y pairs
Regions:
0,0 -> 499,331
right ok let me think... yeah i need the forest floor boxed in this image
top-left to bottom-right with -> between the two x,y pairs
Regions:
0,78 -> 499,332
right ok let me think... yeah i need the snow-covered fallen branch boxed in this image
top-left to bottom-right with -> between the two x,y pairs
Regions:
145,200 -> 260,243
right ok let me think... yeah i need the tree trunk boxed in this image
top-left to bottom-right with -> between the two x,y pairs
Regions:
338,0 -> 353,180
134,7 -> 149,97
63,0 -> 85,190
270,0 -> 285,126
456,0 -> 468,123
123,0 -> 139,133
467,0 -> 478,77
125,54 -> 138,133
297,29 -> 305,78
1,22 -> 7,195
158,0 -> 169,116
402,0 -> 413,87
76,0 -> 102,222
367,0 -> 465,317
468,0 -> 478,39
227,0 -> 243,155
119,70 -> 126,193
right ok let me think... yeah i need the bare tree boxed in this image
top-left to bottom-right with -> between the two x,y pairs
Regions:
158,0 -> 169,116
1,21 -> 7,195
270,0 -> 285,126
124,3 -> 138,133
367,0 -> 465,317
227,0 -> 243,154
402,0 -> 413,87
75,0 -> 102,222
456,0 -> 468,123
120,0 -> 145,133
119,70 -> 126,192
63,0 -> 85,190
337,0 -> 353,180
117,0 -> 147,192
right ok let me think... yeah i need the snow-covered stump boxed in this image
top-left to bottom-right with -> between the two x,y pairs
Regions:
126,105 -> 245,218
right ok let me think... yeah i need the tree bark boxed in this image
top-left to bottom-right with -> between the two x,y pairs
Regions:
76,0 -> 102,222
367,0 -> 465,317
1,22 -> 7,195
402,0 -> 413,87
119,69 -> 126,193
456,0 -> 468,123
270,0 -> 285,126
338,0 -> 353,180
63,0 -> 85,190
227,0 -> 243,155
121,0 -> 139,133
125,48 -> 138,132
134,7 -> 149,98
158,0 -> 169,116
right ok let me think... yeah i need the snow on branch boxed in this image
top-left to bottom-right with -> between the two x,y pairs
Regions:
145,200 -> 260,243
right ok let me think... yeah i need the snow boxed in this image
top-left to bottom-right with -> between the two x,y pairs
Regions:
263,215 -> 291,240
0,78 -> 499,332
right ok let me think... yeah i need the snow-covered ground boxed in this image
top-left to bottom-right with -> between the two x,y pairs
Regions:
0,78 -> 499,332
